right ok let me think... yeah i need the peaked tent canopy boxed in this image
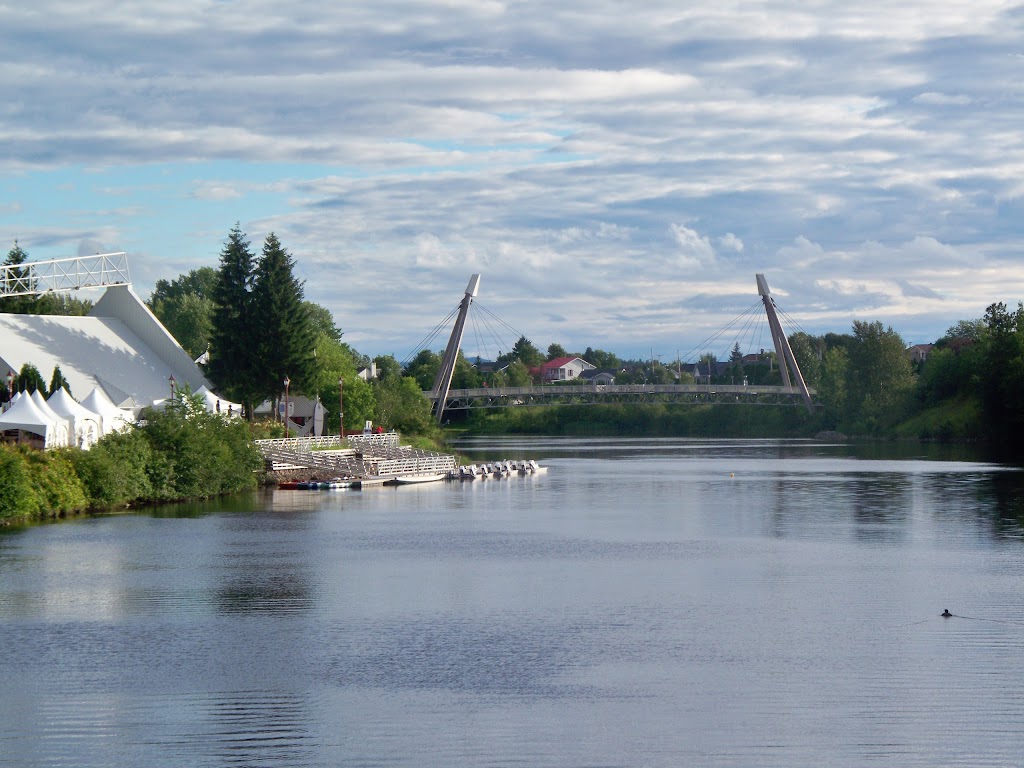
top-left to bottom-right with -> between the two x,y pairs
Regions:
30,390 -> 70,447
47,388 -> 102,449
0,393 -> 62,447
80,386 -> 134,436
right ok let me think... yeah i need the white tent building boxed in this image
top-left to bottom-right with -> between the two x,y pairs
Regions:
80,386 -> 134,436
0,392 -> 65,447
0,283 -> 210,411
30,389 -> 71,447
194,385 -> 242,416
48,388 -> 102,449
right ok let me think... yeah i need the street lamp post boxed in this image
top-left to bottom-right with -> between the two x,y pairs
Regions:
338,377 -> 344,438
169,374 -> 176,399
283,375 -> 291,437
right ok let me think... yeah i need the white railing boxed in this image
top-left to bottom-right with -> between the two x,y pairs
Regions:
1,253 -> 131,297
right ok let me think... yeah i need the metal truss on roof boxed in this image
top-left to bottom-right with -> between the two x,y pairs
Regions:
1,252 -> 131,298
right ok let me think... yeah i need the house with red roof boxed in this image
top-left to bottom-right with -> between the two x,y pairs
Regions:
540,356 -> 596,382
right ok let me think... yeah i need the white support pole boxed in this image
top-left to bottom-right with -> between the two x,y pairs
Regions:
756,273 -> 814,413
431,274 -> 481,423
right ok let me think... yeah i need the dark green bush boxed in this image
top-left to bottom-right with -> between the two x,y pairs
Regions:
0,445 -> 35,520
17,447 -> 87,519
65,430 -> 153,509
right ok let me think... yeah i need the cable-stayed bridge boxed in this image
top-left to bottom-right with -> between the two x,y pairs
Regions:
422,273 -> 817,421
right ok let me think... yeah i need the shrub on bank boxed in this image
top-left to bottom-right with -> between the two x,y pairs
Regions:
0,444 -> 87,521
0,445 -> 36,520
65,430 -> 153,509
1,394 -> 265,523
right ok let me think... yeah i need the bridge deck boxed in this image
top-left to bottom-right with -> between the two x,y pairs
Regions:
429,382 -> 818,411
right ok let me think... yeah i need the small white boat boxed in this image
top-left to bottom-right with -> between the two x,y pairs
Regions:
528,460 -> 547,474
393,473 -> 446,484
322,478 -> 353,489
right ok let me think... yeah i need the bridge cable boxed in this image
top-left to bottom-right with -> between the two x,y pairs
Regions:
678,299 -> 764,363
401,304 -> 461,366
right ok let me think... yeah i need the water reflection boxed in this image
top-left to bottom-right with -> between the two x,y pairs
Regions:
3,438 -> 1024,767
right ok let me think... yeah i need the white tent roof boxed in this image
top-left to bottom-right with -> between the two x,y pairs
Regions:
80,386 -> 133,435
30,390 -> 70,447
0,284 -> 209,408
47,388 -> 102,448
194,385 -> 242,415
0,392 -> 60,446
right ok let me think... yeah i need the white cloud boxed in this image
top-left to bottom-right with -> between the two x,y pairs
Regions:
2,0 -> 1023,358
670,224 -> 715,267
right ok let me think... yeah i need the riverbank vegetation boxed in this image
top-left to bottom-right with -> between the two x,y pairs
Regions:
0,392 -> 263,525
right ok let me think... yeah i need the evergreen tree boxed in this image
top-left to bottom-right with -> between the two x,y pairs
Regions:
251,232 -> 316,407
208,225 -> 258,416
48,366 -> 71,397
1,241 -> 32,313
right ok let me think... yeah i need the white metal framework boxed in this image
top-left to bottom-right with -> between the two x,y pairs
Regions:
1,253 -> 131,298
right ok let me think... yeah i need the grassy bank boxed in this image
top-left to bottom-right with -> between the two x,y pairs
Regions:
458,403 -> 820,438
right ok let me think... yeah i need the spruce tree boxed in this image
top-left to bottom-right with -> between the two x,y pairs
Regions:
48,366 -> 71,397
1,241 -> 32,313
251,233 -> 316,406
208,225 -> 258,417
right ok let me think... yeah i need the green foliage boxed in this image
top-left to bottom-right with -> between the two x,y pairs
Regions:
452,352 -> 481,389
66,430 -> 153,509
583,347 -> 621,369
320,375 -> 375,434
0,241 -> 32,314
467,402 -> 811,438
498,336 -> 543,369
373,376 -> 438,435
406,349 -> 442,391
140,390 -> 263,500
48,366 -> 71,397
16,363 -> 46,394
373,355 -> 403,382
209,225 -> 259,415
305,301 -> 343,342
29,293 -> 94,316
251,233 -> 317,405
151,290 -> 214,359
547,343 -> 568,359
0,446 -> 88,520
789,332 -> 822,387
505,359 -> 532,386
0,445 -> 35,519
22,449 -> 88,518
979,302 -> 1024,444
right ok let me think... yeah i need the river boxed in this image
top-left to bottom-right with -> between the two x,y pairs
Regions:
2,437 -> 1024,767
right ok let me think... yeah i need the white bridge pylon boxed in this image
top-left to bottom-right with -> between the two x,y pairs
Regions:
756,273 -> 813,413
1,252 -> 131,298
430,274 -> 480,423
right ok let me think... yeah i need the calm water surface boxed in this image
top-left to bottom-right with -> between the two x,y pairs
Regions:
3,437 -> 1024,767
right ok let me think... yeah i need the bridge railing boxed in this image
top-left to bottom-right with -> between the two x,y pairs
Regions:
429,383 -> 816,399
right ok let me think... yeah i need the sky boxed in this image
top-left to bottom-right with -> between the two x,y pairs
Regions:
3,1 -> 1024,363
